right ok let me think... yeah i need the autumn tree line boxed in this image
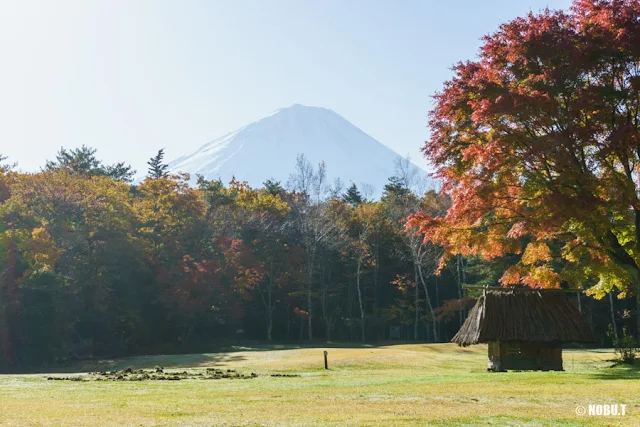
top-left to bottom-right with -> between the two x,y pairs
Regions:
0,147 -> 459,370
0,146 -> 625,371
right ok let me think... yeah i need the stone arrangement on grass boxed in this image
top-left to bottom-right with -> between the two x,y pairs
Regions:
47,367 -> 259,381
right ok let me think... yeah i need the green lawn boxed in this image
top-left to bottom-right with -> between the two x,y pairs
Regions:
0,344 -> 637,426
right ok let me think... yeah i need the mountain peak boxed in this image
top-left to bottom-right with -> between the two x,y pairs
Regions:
168,106 -> 430,197
274,103 -> 334,116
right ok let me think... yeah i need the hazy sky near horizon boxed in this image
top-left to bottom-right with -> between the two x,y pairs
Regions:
1,0 -> 572,175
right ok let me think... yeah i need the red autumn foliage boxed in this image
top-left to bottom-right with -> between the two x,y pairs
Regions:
159,238 -> 264,324
409,0 -> 640,294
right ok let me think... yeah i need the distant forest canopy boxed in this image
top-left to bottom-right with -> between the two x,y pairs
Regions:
0,147 -> 632,371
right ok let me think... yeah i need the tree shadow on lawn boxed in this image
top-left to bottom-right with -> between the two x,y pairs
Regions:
20,341 -> 384,374
223,340 -> 380,352
586,360 -> 640,380
38,352 -> 249,374
404,344 -> 481,354
79,352 -> 250,373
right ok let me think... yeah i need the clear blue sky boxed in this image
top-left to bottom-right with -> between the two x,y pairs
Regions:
1,0 -> 572,174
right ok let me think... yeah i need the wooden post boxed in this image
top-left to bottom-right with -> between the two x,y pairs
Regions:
324,351 -> 328,369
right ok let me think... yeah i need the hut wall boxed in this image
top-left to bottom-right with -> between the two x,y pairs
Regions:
487,342 -> 563,371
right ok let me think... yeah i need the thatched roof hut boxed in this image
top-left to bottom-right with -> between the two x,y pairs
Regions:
453,288 -> 596,371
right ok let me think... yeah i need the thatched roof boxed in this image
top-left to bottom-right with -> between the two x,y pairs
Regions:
452,288 -> 597,346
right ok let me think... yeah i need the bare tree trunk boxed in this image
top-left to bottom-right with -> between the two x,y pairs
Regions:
373,229 -> 380,312
609,291 -> 619,344
307,259 -> 313,341
576,291 -> 582,314
348,274 -> 355,341
267,262 -> 274,341
258,261 -> 276,341
286,307 -> 290,340
266,313 -> 273,341
456,256 -> 463,326
325,315 -> 332,341
266,276 -> 273,341
299,315 -> 304,341
321,265 -> 327,341
418,263 -> 438,342
637,296 -> 640,343
321,263 -> 334,341
435,274 -> 440,340
584,298 -> 593,329
356,256 -> 365,343
460,257 -> 467,320
414,263 -> 419,341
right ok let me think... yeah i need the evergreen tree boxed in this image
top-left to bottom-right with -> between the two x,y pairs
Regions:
45,145 -> 135,182
382,176 -> 410,199
105,162 -> 136,183
46,146 -> 102,175
342,183 -> 363,206
0,154 -> 15,171
147,149 -> 169,179
263,179 -> 284,196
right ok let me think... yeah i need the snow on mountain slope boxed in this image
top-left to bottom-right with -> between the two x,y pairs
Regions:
168,104 -> 431,197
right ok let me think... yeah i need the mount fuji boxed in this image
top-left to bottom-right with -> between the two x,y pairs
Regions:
167,104 -> 430,197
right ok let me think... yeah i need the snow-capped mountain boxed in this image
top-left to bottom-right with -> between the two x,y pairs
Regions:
168,104 -> 431,197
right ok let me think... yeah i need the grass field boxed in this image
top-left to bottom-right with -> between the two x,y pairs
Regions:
0,343 -> 637,426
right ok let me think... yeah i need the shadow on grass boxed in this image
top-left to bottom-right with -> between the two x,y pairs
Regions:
34,352 -> 249,374
587,360 -> 640,380
403,344 -> 482,354
12,341 -> 388,374
12,342 -> 608,375
223,341 -> 379,352
564,347 -> 613,353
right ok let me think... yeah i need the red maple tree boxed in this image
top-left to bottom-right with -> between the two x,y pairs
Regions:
409,0 -> 640,296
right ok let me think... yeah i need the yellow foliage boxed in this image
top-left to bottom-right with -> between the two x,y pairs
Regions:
134,175 -> 206,241
19,227 -> 62,276
234,185 -> 290,216
521,241 -> 552,265
521,265 -> 560,289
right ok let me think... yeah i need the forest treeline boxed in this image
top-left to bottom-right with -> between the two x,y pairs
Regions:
0,148 -> 626,371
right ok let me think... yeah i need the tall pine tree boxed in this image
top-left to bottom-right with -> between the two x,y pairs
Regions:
147,149 -> 169,179
342,183 -> 363,206
263,179 -> 284,196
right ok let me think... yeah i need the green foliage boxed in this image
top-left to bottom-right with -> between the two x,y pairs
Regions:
46,146 -> 136,182
105,162 -> 136,182
382,176 -> 409,200
607,325 -> 639,365
263,179 -> 284,196
342,183 -> 363,206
